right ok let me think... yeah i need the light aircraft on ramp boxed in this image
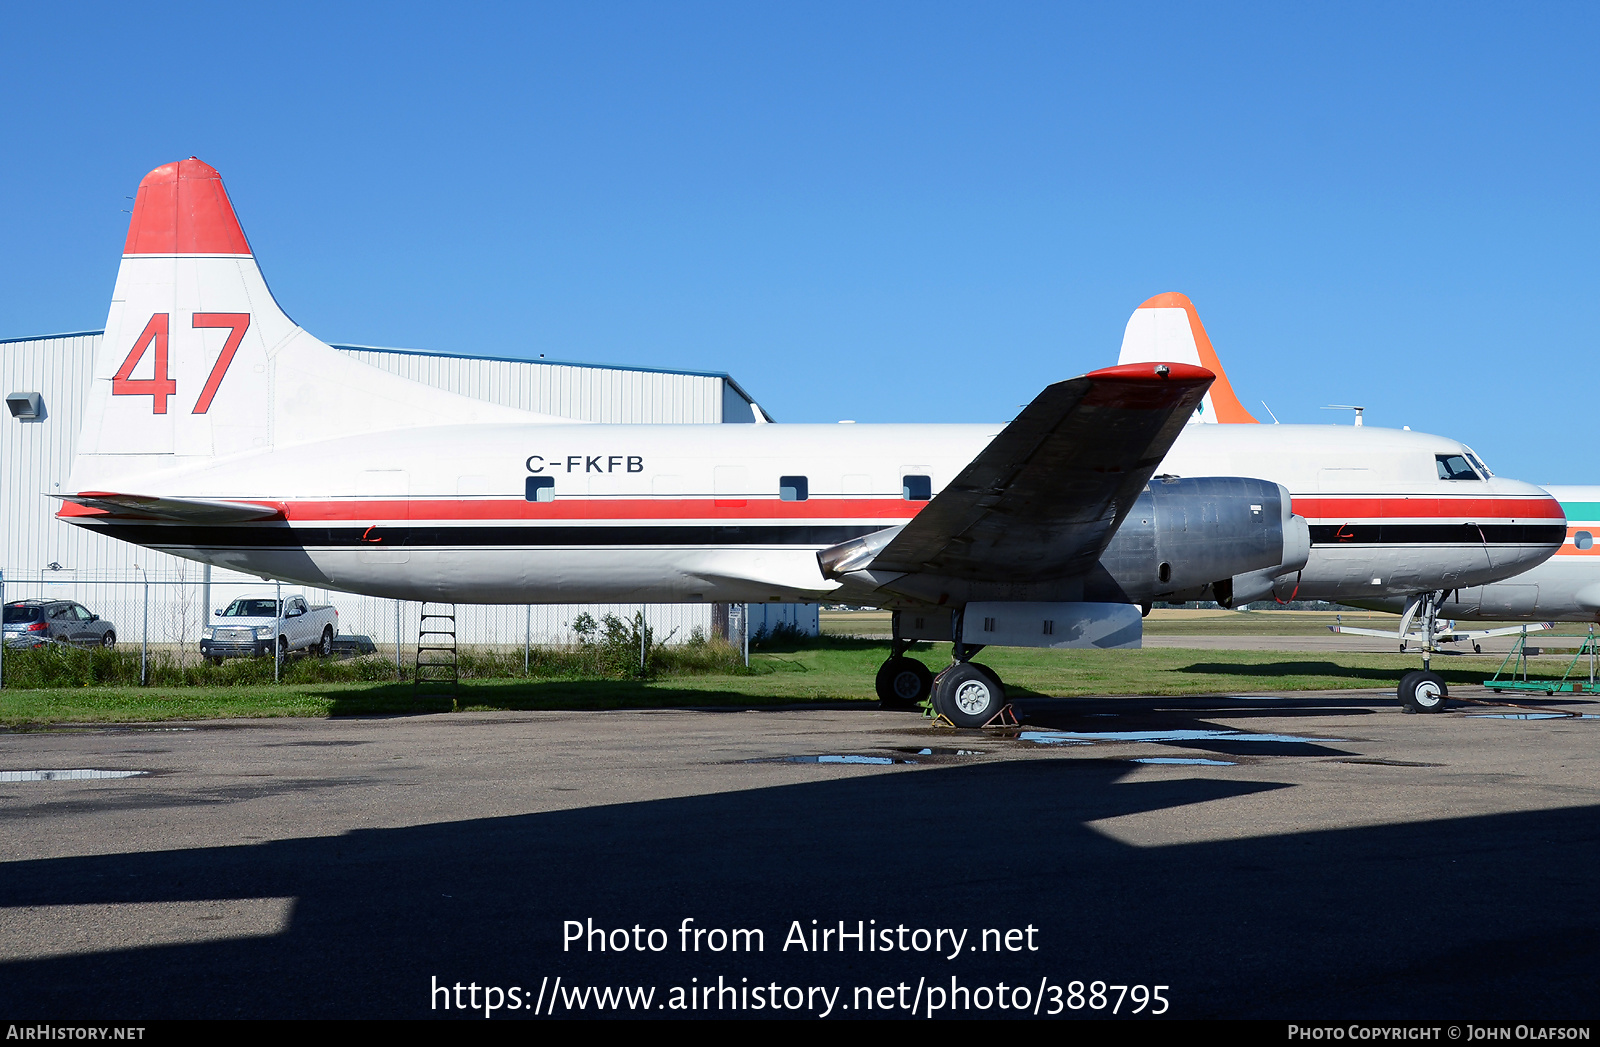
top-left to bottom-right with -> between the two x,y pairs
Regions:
59,158 -> 1313,727
1117,292 -> 1566,711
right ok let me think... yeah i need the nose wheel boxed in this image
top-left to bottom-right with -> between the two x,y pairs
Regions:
1398,669 -> 1449,713
1396,591 -> 1451,713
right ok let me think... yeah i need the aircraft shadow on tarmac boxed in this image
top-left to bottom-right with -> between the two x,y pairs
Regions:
1172,660 -> 1490,687
1,751 -> 1597,1020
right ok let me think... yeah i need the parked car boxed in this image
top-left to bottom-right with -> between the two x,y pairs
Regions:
2,600 -> 117,649
200,595 -> 339,662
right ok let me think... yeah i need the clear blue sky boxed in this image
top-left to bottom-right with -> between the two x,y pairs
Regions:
3,2 -> 1595,482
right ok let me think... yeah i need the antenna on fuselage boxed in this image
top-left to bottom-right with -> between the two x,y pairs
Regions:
1260,401 -> 1281,424
1324,405 -> 1365,427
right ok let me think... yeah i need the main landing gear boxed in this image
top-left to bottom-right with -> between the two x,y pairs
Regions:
875,611 -> 1014,727
875,647 -> 933,710
930,649 -> 1010,728
1396,590 -> 1449,714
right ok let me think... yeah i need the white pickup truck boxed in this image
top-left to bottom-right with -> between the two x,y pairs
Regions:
200,595 -> 340,662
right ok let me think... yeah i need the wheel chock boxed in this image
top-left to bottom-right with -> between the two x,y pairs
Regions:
930,712 -> 957,729
982,704 -> 1021,729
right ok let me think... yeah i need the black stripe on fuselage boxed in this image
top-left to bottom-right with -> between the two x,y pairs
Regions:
72,522 -> 887,548
1308,524 -> 1567,546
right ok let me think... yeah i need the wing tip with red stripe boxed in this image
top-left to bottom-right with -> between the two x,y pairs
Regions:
1085,361 -> 1214,383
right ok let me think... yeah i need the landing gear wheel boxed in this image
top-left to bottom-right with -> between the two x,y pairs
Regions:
1398,670 -> 1449,714
875,656 -> 932,709
931,662 -> 1007,728
970,662 -> 1002,690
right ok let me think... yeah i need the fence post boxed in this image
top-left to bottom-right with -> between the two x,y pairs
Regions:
274,580 -> 282,684
524,605 -> 531,676
0,569 -> 6,690
134,565 -> 149,686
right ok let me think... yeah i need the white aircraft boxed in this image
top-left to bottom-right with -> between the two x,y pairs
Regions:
1117,292 -> 1568,711
1341,489 -> 1599,643
1433,488 -> 1600,624
56,162 -> 1568,719
59,158 -> 1315,727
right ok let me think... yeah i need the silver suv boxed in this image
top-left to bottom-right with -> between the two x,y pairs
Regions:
3,600 -> 118,649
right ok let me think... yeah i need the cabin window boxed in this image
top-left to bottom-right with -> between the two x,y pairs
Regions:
525,476 -> 556,502
779,476 -> 808,502
1435,454 -> 1481,481
903,475 -> 932,501
1577,531 -> 1594,551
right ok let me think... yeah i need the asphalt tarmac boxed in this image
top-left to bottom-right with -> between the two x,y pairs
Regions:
2,688 -> 1598,1020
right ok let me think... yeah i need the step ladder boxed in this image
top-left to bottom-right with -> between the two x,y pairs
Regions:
415,602 -> 459,707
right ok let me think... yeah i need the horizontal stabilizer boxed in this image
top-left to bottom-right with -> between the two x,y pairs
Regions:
57,491 -> 285,523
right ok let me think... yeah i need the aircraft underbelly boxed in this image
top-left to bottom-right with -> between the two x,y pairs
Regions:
1296,543 -> 1554,601
151,542 -> 839,605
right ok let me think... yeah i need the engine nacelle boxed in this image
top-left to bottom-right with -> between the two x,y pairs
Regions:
1091,476 -> 1310,606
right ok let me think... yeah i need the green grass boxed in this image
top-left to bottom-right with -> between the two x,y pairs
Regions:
0,635 -> 1518,727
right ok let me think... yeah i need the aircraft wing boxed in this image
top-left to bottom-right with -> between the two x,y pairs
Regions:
56,491 -> 286,523
846,362 -> 1213,582
1328,622 -> 1552,643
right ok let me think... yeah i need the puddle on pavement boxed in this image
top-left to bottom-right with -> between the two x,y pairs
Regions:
893,747 -> 986,756
1471,712 -> 1599,720
0,769 -> 150,782
1129,757 -> 1236,766
1019,729 -> 1344,746
745,754 -> 918,766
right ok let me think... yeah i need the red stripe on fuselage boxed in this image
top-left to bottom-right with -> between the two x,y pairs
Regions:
59,493 -> 1564,526
279,496 -> 922,523
1291,496 -> 1563,521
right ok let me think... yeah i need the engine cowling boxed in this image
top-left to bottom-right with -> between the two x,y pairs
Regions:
1091,476 -> 1310,607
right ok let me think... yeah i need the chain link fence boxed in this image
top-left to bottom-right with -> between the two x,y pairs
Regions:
1,568 -> 728,668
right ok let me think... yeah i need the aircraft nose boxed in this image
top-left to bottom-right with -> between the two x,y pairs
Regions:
1487,482 -> 1566,570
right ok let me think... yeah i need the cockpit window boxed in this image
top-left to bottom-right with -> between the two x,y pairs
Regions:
1436,454 -> 1481,481
1463,448 -> 1494,478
